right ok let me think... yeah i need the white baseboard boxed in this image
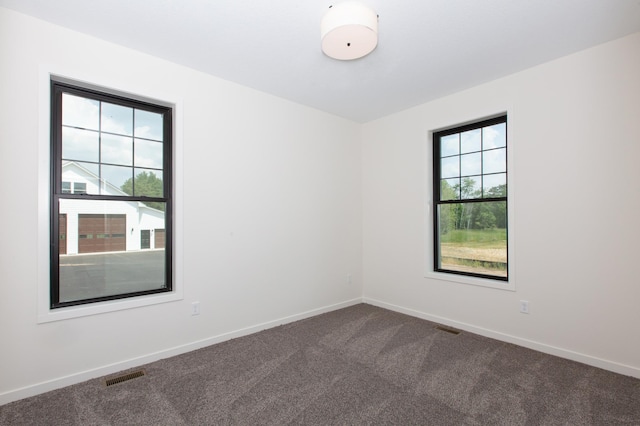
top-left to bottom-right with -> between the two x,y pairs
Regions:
363,297 -> 640,379
0,298 -> 363,406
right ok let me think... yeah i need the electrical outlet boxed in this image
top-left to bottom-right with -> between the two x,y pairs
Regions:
191,301 -> 200,316
519,300 -> 529,314
347,274 -> 352,284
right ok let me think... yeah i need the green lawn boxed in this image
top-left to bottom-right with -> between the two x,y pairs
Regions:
440,228 -> 507,249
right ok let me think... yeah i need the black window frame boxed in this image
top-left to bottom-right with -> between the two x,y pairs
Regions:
432,115 -> 508,282
50,80 -> 173,308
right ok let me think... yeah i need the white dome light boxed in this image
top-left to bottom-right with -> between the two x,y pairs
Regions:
321,2 -> 378,60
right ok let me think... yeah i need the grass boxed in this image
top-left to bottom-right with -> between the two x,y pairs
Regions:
440,228 -> 506,249
439,228 -> 507,275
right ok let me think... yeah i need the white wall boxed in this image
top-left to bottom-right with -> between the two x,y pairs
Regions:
362,32 -> 640,377
2,4 -> 639,405
0,8 -> 362,403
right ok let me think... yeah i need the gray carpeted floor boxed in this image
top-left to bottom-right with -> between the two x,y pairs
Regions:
2,304 -> 639,425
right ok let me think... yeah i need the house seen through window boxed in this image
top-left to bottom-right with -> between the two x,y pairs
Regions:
51,81 -> 173,308
433,115 -> 508,281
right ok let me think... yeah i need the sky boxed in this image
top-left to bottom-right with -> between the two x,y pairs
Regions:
61,93 -> 164,193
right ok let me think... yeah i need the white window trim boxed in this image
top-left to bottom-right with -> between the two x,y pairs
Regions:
424,110 -> 516,292
37,66 -> 184,323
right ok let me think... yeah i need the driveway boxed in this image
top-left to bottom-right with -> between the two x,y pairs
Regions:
59,250 -> 167,303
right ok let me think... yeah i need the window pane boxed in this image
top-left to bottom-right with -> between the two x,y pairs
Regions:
440,134 -> 459,157
434,115 -> 507,282
101,164 -> 133,193
61,162 -> 100,195
101,134 -> 133,166
460,176 -> 481,199
483,148 -> 506,174
440,178 -> 459,201
135,110 -> 163,141
483,123 -> 506,149
53,82 -> 173,309
437,202 -> 507,278
134,139 -> 163,169
72,161 -> 100,178
461,129 -> 481,153
62,127 -> 99,162
134,169 -> 164,201
460,152 -> 481,176
483,173 -> 507,197
62,93 -> 99,130
74,182 -> 87,194
440,156 -> 459,179
101,102 -> 133,136
57,199 -> 167,303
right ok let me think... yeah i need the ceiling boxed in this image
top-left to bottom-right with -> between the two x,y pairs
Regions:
2,0 -> 639,122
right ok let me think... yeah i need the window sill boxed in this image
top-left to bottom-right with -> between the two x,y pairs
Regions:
425,270 -> 515,291
38,290 -> 183,323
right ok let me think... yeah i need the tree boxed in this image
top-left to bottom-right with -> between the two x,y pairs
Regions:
460,177 -> 480,199
458,177 -> 481,229
486,184 -> 507,198
485,185 -> 507,228
439,180 -> 459,234
474,209 -> 497,229
121,171 -> 165,211
439,179 -> 507,233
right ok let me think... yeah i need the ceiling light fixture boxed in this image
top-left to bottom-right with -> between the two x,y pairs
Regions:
321,2 -> 378,60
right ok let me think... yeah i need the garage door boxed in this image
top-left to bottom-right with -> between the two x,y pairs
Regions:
78,214 -> 126,253
154,229 -> 165,249
59,214 -> 67,255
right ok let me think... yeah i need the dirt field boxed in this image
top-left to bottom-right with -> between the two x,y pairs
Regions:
440,244 -> 506,263
440,244 -> 507,277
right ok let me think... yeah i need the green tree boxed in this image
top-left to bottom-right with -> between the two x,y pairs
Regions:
457,177 -> 481,229
485,185 -> 507,228
460,177 -> 480,199
121,171 -> 165,211
486,184 -> 507,198
439,180 -> 458,234
474,209 -> 497,229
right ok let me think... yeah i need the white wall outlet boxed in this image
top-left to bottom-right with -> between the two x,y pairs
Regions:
519,300 -> 529,314
191,301 -> 200,316
347,274 -> 352,284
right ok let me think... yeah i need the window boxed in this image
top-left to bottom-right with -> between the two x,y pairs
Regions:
433,115 -> 508,281
62,181 -> 88,194
74,182 -> 87,194
50,81 -> 173,308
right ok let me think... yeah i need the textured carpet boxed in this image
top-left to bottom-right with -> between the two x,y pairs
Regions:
2,304 -> 639,425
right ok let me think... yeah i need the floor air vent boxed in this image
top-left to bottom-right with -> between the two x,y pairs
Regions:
104,370 -> 146,387
435,325 -> 461,335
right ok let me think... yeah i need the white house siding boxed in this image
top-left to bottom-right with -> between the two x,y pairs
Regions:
58,199 -> 164,254
136,204 -> 166,250
60,166 -> 99,194
60,162 -> 165,254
